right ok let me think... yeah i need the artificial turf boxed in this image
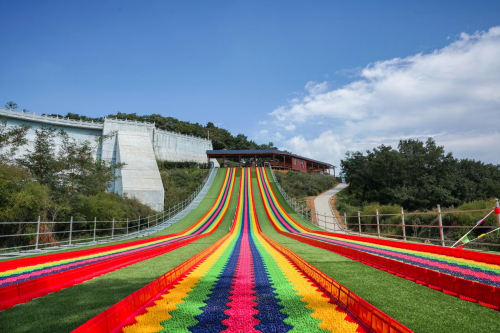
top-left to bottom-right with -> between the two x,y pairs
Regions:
256,169 -> 500,333
0,170 -> 240,333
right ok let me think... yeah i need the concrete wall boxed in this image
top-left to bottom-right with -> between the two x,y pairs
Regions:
115,131 -> 164,211
0,108 -> 214,211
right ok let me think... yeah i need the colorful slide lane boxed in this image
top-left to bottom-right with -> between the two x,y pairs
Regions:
256,167 -> 500,309
75,168 -> 410,333
0,168 -> 237,311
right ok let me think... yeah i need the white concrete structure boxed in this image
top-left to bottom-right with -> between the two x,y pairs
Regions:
0,108 -> 216,211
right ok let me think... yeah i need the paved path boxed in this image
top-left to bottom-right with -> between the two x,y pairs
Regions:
313,183 -> 349,233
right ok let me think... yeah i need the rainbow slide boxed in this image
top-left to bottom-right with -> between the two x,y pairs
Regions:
75,168 -> 410,333
256,167 -> 500,309
0,168 -> 237,310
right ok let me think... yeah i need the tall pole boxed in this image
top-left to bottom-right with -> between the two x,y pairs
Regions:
69,216 -> 73,245
358,211 -> 361,235
401,207 -> 407,241
93,217 -> 97,242
437,205 -> 445,246
376,209 -> 380,238
496,198 -> 500,228
35,216 -> 41,250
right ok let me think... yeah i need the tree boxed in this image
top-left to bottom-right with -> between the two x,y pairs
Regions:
0,117 -> 30,163
4,101 -> 18,110
18,127 -> 124,199
340,138 -> 500,210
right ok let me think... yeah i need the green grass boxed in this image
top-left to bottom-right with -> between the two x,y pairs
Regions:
257,169 -> 500,333
0,169 -> 240,333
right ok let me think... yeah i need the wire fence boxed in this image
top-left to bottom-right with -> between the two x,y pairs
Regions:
315,201 -> 500,250
0,171 -> 213,255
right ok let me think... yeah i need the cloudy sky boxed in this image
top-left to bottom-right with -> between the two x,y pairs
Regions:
262,27 -> 500,167
1,1 -> 499,167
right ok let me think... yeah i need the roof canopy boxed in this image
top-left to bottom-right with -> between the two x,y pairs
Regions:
206,149 -> 335,168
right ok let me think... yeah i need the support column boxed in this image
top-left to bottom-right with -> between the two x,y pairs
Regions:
239,155 -> 241,168
254,154 -> 257,166
223,155 -> 225,167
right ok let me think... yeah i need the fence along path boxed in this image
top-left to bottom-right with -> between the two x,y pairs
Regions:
74,167 -> 410,333
0,168 -> 218,257
0,168 -> 237,311
256,167 -> 500,310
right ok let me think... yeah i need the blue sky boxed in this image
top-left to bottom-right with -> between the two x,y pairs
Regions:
1,1 -> 500,166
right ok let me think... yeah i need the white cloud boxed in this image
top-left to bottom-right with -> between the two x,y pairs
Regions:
259,129 -> 269,134
269,27 -> 500,167
273,132 -> 285,142
304,81 -> 329,97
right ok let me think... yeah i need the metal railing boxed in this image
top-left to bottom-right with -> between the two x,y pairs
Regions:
267,166 -> 314,223
314,200 -> 500,249
0,169 -> 215,256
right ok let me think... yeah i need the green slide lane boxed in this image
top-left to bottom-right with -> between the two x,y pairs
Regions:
255,172 -> 500,333
0,169 -> 241,333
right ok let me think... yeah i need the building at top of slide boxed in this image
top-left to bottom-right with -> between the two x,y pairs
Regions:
0,108 -> 217,211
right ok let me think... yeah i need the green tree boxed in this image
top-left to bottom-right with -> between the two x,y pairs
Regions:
4,101 -> 18,110
0,117 -> 30,163
341,138 -> 500,210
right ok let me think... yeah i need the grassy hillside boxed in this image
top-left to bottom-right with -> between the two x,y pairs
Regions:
274,170 -> 336,198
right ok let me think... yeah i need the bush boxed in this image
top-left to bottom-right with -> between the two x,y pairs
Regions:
160,168 -> 210,208
274,170 -> 337,199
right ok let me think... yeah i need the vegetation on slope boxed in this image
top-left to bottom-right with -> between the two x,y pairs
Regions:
0,121 -> 154,249
157,161 -> 210,208
339,138 -> 500,247
341,138 -> 500,210
274,170 -> 337,198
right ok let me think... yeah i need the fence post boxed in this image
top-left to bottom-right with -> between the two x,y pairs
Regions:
111,217 -> 115,239
138,216 -> 141,232
344,212 -> 347,230
376,209 -> 380,238
35,216 -> 41,250
401,207 -> 407,241
93,217 -> 97,242
437,205 -> 445,246
496,198 -> 500,228
358,211 -> 361,235
126,218 -> 129,235
147,215 -> 150,229
69,216 -> 73,245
